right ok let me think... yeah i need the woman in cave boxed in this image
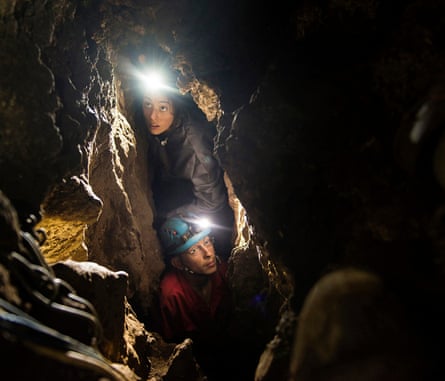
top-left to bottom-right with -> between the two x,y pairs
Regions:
137,67 -> 235,260
157,214 -> 236,380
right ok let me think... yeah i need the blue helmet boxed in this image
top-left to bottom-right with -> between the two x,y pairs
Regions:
159,215 -> 211,256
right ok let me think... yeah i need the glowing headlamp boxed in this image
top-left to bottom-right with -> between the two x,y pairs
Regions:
160,214 -> 213,256
142,71 -> 167,91
179,215 -> 213,242
195,217 -> 211,229
138,68 -> 176,94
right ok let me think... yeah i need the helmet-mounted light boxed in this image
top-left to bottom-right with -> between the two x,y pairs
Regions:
159,215 -> 212,256
142,70 -> 167,91
195,217 -> 211,229
136,67 -> 177,94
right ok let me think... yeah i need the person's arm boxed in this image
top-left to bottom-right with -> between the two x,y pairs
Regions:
160,294 -> 185,342
191,152 -> 228,212
173,125 -> 229,216
159,274 -> 200,342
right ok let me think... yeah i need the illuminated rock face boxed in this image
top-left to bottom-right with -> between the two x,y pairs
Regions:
2,1 -> 445,380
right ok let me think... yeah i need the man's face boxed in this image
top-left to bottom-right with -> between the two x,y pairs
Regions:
172,236 -> 218,275
142,94 -> 175,135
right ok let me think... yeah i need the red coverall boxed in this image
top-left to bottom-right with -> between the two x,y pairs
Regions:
159,261 -> 233,345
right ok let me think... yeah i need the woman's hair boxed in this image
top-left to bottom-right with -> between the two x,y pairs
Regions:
168,91 -> 189,128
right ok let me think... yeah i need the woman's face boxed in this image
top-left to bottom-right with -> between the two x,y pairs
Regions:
142,94 -> 175,135
174,236 -> 218,275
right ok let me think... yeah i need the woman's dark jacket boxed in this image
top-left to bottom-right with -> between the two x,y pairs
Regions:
148,114 -> 230,228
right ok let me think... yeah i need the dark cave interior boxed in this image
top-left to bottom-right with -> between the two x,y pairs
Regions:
2,1 -> 445,380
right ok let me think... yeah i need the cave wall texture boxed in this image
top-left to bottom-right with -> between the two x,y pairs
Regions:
2,0 -> 445,380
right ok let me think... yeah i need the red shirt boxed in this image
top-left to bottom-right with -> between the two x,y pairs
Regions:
159,261 -> 233,345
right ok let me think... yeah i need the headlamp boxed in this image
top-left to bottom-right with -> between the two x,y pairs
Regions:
159,215 -> 213,256
142,70 -> 171,92
195,217 -> 211,229
142,71 -> 165,91
137,68 -> 177,94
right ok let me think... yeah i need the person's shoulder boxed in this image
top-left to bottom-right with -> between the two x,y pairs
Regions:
160,270 -> 194,304
183,115 -> 216,148
184,114 -> 214,134
160,269 -> 180,288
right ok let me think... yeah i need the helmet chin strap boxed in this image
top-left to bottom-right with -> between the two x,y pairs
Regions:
182,267 -> 213,277
183,266 -> 195,275
182,256 -> 221,276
